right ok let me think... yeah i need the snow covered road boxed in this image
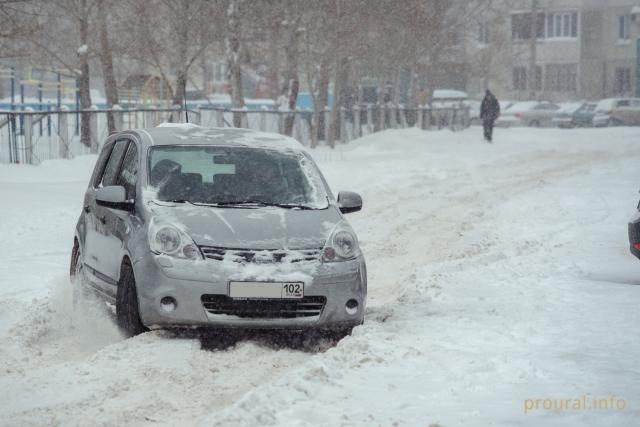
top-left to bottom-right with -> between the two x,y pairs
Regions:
1,127 -> 640,426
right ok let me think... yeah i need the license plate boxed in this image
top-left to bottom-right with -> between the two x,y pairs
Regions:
228,281 -> 304,299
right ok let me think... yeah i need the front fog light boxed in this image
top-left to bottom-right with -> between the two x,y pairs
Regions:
182,244 -> 200,259
160,296 -> 177,312
345,299 -> 359,315
323,247 -> 336,261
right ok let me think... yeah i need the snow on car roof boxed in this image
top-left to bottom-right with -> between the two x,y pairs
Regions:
504,101 -> 540,112
556,102 -> 584,114
137,125 -> 304,152
432,89 -> 468,99
594,98 -> 617,112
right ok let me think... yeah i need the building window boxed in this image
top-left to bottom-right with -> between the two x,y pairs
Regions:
615,67 -> 631,93
513,67 -> 527,91
512,12 -> 545,40
546,12 -> 578,39
478,22 -> 489,44
544,64 -> 578,92
618,15 -> 630,41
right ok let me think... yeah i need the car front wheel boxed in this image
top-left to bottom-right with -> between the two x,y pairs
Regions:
116,262 -> 148,337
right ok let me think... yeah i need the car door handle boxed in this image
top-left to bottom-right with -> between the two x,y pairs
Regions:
99,215 -> 106,224
84,205 -> 91,213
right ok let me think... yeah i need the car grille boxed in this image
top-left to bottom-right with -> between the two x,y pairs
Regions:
201,295 -> 326,319
199,246 -> 322,264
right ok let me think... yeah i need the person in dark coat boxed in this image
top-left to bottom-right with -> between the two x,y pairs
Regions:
480,89 -> 500,142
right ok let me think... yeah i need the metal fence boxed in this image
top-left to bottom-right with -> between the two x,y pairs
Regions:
0,104 -> 470,165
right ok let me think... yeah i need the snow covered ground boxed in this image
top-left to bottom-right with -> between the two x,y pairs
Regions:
1,126 -> 639,426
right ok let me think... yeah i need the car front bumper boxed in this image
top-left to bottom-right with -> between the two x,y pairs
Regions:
592,115 -> 610,127
552,117 -> 573,128
133,252 -> 367,330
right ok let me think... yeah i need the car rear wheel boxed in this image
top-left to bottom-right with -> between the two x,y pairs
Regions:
116,262 -> 148,337
69,240 -> 87,308
528,120 -> 540,127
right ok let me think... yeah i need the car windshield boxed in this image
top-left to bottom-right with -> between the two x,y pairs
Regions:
147,145 -> 329,209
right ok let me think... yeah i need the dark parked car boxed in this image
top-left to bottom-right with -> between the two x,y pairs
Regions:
552,102 -> 597,128
629,207 -> 640,259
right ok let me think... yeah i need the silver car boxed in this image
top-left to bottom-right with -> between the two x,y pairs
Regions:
70,125 -> 367,338
495,101 -> 560,127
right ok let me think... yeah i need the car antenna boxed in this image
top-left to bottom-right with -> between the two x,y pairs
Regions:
183,78 -> 189,123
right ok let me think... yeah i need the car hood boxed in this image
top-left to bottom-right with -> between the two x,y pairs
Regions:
149,203 -> 343,250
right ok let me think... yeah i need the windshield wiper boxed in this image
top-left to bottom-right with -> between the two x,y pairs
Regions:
203,200 -> 315,209
166,199 -> 197,205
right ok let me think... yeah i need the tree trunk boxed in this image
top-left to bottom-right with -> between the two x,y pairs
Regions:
267,20 -> 281,100
171,5 -> 190,119
78,0 -> 92,150
328,56 -> 348,148
226,0 -> 245,127
172,70 -> 187,120
98,0 -> 119,134
310,59 -> 330,148
528,0 -> 538,100
283,20 -> 300,136
391,68 -> 401,105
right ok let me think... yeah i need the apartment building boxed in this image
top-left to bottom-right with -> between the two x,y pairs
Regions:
466,0 -> 639,101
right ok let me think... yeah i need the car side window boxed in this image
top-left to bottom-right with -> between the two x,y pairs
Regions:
100,139 -> 129,188
91,143 -> 115,188
116,141 -> 138,200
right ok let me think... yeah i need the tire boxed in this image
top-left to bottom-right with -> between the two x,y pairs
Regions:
528,120 -> 540,128
69,240 -> 87,308
116,262 -> 148,337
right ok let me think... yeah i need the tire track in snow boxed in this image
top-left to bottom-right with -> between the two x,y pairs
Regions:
358,148 -> 614,308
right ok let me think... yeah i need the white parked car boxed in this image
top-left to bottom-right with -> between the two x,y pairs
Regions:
495,101 -> 560,127
593,98 -> 640,127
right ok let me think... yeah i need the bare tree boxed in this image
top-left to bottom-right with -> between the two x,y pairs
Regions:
226,0 -> 245,127
97,0 -> 119,134
22,0 -> 98,149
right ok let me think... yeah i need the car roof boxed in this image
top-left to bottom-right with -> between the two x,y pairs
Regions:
125,124 -> 305,152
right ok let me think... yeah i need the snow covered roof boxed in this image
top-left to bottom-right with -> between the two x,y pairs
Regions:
136,125 -> 304,152
432,89 -> 468,100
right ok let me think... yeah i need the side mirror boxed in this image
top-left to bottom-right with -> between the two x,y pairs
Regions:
337,191 -> 362,214
96,185 -> 134,212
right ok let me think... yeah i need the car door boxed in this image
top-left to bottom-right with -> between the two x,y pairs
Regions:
85,139 -> 129,292
541,104 -> 560,126
101,138 -> 140,283
83,141 -> 116,279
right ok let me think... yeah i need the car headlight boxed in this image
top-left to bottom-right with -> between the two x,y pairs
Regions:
322,223 -> 360,262
149,221 -> 202,260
